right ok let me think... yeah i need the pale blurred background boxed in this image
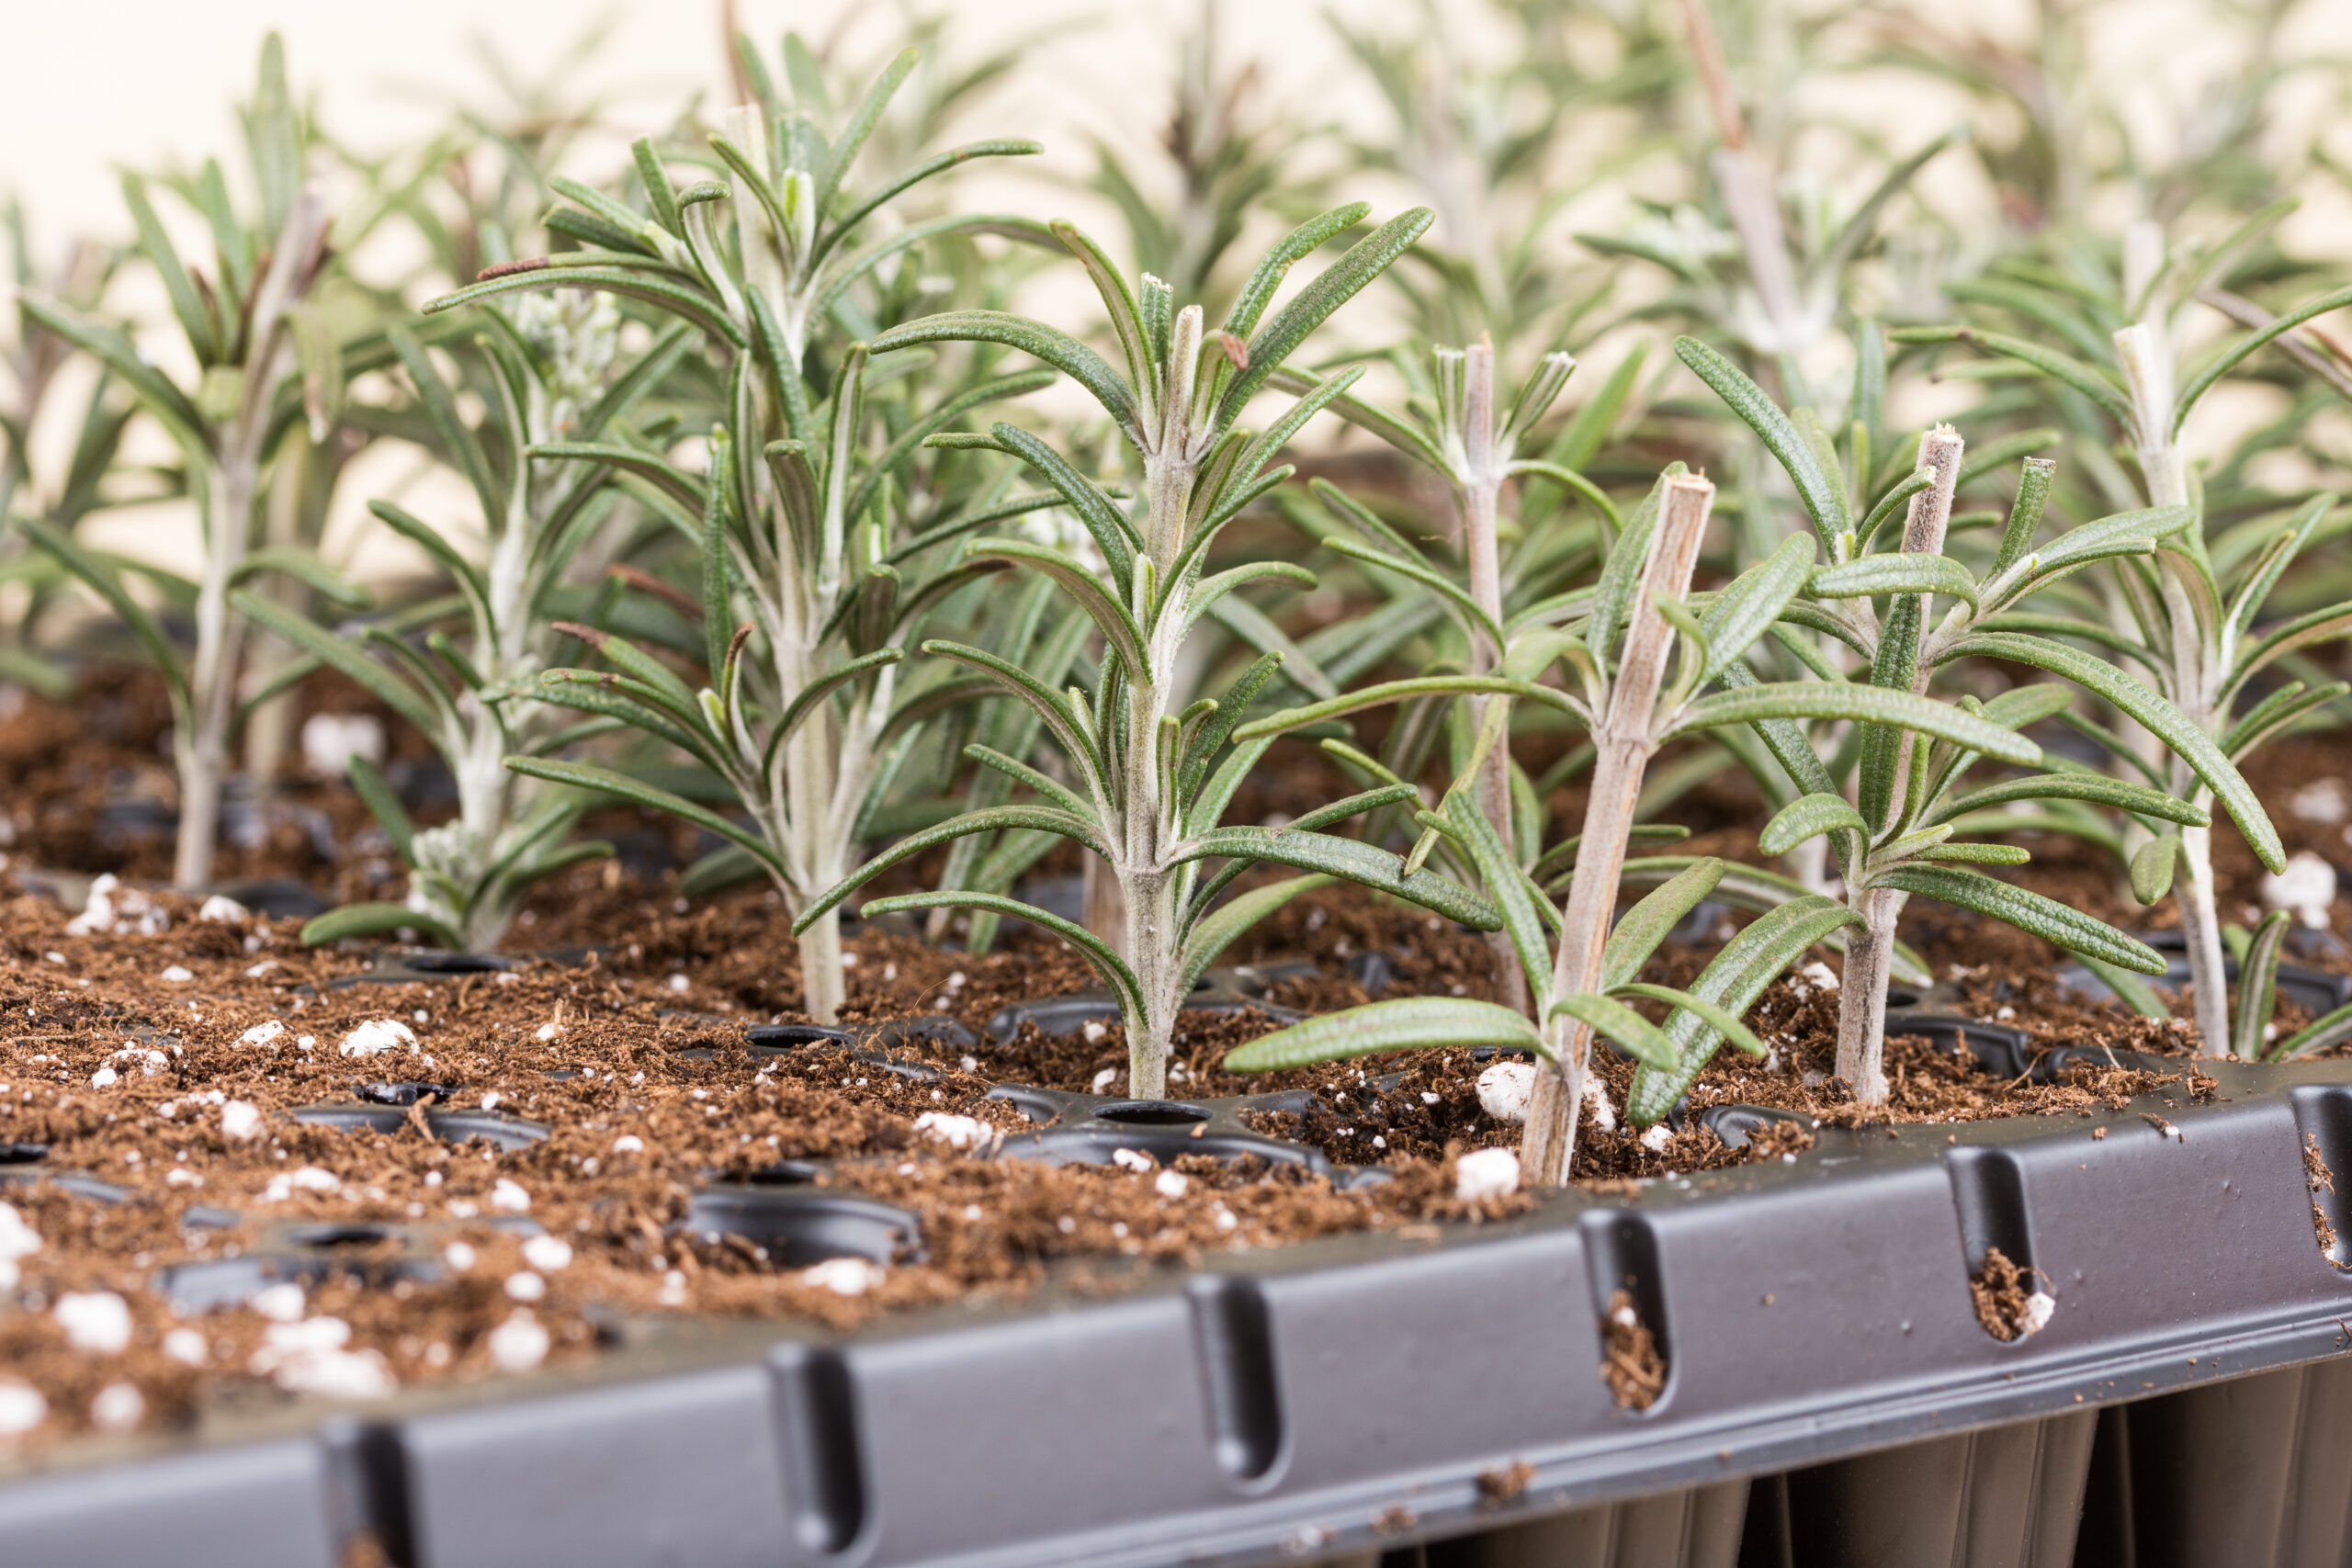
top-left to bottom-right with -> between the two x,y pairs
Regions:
15,0 -> 2352,246
8,0 -> 2352,579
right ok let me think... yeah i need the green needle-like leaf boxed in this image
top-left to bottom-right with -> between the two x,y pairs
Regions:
1673,337 -> 1850,537
861,890 -> 1144,1019
345,754 -> 416,865
1180,874 -> 1335,994
1552,993 -> 1674,1069
505,757 -> 790,877
1223,996 -> 1545,1072
424,266 -> 746,348
967,537 -> 1149,677
2233,909 -> 2292,1060
1218,207 -> 1434,424
18,517 -> 192,719
1234,675 -> 1575,741
1890,324 -> 2134,423
1934,774 -> 2209,829
1878,864 -> 2166,972
2175,285 -> 2352,429
1760,793 -> 1869,856
1941,630 -> 2283,872
1700,534 -> 1816,681
1180,826 -> 1501,930
1673,682 -> 2039,764
300,902 -> 459,951
1810,554 -> 1980,610
1439,790 -> 1553,995
793,805 -> 1110,933
1600,858 -> 1726,991
2130,833 -> 2180,905
2076,956 -> 2173,1021
1222,203 -> 1372,343
1611,982 -> 1770,1059
872,310 -> 1137,434
2273,1002 -> 2352,1061
232,592 -> 445,742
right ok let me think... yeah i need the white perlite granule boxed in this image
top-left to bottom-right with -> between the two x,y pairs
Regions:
337,1019 -> 418,1058
912,1112 -> 993,1150
1583,1071 -> 1618,1133
259,1167 -> 340,1203
90,1382 -> 144,1432
521,1235 -> 572,1272
301,712 -> 386,779
251,1282 -> 306,1323
0,1383 -> 45,1436
802,1258 -> 884,1296
1476,1061 -> 1534,1123
250,1317 -> 396,1399
2262,852 -> 2338,930
1454,1147 -> 1521,1201
54,1292 -> 132,1354
487,1312 -> 549,1372
2291,779 -> 2349,825
0,1204 -> 41,1271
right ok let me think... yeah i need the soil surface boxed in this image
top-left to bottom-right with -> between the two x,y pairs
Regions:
0,664 -> 2332,1455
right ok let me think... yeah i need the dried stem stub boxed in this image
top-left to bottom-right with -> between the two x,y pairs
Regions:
1522,473 -> 1716,1185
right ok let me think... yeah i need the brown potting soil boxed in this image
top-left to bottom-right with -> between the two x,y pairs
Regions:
1968,1246 -> 2050,1342
1476,1460 -> 1534,1507
0,870 -> 2221,1453
1600,1288 -> 1667,1410
2309,1134 -> 2346,1268
0,664 -> 2324,1454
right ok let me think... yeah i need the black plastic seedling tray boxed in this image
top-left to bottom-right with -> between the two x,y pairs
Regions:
7,1002 -> 2352,1568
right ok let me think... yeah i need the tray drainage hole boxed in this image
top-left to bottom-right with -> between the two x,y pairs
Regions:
1969,1246 -> 2056,1340
356,1081 -> 459,1107
0,1143 -> 49,1166
746,1023 -> 856,1051
1093,1100 -> 1212,1126
1884,987 -> 1923,1010
401,951 -> 514,975
288,1224 -> 397,1249
748,1161 -> 824,1187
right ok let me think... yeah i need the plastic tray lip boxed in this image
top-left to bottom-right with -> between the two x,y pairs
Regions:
6,1038 -> 2352,1565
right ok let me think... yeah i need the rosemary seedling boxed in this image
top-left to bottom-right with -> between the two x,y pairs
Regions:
1894,220 -> 2329,1052
20,36 -> 353,889
424,39 -> 1053,1020
0,209 -> 125,697
795,205 -> 1527,1098
237,296 -> 684,951
1670,337 -> 2270,1100
1267,336 -> 1599,1007
1233,471 -> 1882,1184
